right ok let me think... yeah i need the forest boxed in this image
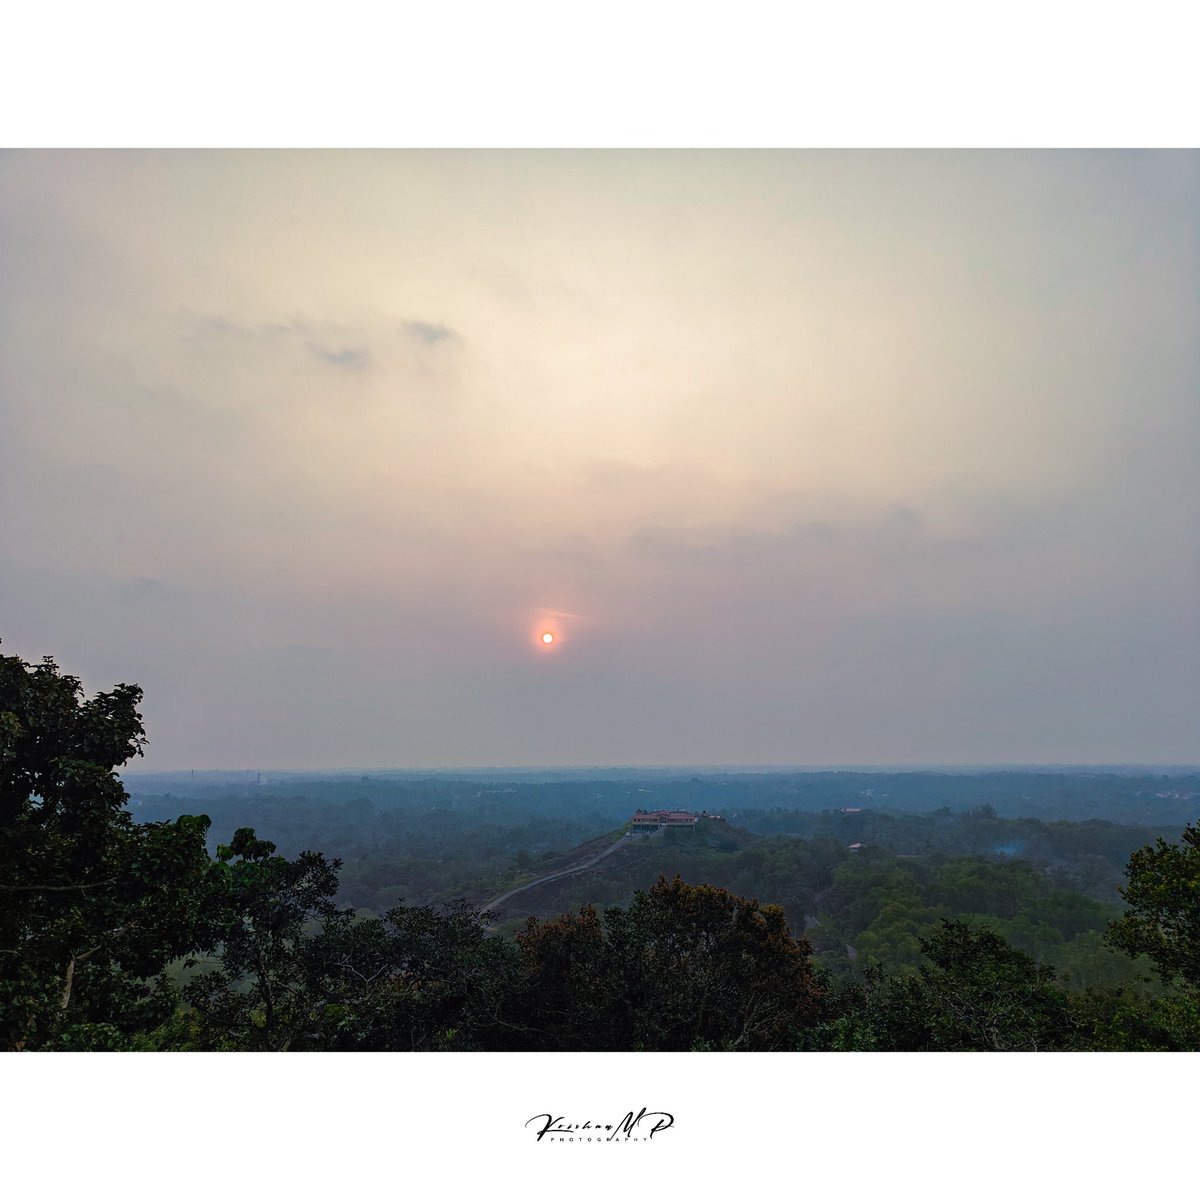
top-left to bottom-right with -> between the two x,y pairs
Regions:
4,647 -> 1199,1051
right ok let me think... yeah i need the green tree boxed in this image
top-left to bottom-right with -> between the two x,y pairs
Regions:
610,874 -> 825,1050
287,897 -> 524,1051
816,920 -> 1078,1051
1,648 -> 219,1050
517,875 -> 825,1050
911,920 -> 1076,1050
182,828 -> 342,1050
1105,823 -> 1200,993
515,904 -> 618,1048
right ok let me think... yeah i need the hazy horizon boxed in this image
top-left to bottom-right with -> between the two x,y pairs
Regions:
120,760 -> 1200,778
4,150 -> 1198,769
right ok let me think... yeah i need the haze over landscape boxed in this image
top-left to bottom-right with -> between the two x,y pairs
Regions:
2,150 -> 1197,768
6,149 -> 1200,1062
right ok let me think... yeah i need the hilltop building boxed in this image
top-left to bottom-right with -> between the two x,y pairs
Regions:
630,809 -> 725,830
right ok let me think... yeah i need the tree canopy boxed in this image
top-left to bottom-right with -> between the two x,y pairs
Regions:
1,649 -> 219,1049
1106,824 -> 1200,991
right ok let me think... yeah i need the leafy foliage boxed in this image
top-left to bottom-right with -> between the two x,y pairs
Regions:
1105,824 -> 1200,993
515,875 -> 824,1050
1,649 -> 222,1050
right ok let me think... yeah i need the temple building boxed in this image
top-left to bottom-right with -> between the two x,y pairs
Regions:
630,809 -> 725,829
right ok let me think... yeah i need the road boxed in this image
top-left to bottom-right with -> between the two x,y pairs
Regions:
479,829 -> 655,918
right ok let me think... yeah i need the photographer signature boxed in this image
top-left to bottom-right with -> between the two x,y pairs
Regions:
527,1107 -> 675,1142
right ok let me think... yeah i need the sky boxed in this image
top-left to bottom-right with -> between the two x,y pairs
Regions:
1,149 -> 1197,769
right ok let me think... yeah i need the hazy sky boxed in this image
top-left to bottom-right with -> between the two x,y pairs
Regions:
2,150 -> 1196,768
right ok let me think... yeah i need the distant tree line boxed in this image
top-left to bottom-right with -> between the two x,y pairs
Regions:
4,648 -> 1199,1051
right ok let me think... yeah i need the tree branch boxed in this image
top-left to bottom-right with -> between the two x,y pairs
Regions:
1,880 -> 117,893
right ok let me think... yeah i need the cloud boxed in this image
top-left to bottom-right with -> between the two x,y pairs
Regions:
189,315 -> 376,371
188,313 -> 457,372
305,342 -> 373,371
402,320 -> 456,346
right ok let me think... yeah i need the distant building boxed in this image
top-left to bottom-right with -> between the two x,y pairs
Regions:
839,807 -> 863,814
630,809 -> 724,829
848,842 -> 865,851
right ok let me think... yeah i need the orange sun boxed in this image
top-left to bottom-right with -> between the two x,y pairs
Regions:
541,632 -> 555,645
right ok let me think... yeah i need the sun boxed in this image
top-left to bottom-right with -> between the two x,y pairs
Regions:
532,613 -> 568,651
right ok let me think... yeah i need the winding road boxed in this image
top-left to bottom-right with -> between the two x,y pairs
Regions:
479,829 -> 656,919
